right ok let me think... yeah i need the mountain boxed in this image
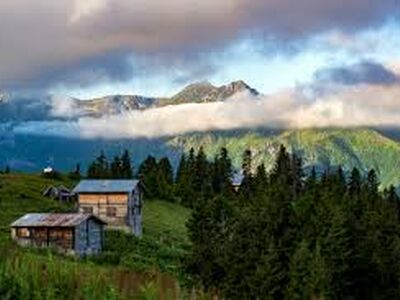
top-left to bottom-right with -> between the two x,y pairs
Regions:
169,128 -> 400,188
159,80 -> 259,106
1,80 -> 400,190
0,80 -> 259,120
76,80 -> 259,116
75,95 -> 158,117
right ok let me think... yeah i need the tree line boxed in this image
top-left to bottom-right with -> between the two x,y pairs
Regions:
186,145 -> 400,299
85,147 -> 235,207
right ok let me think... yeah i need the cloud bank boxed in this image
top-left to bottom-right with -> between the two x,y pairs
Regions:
0,0 -> 398,90
11,83 -> 400,139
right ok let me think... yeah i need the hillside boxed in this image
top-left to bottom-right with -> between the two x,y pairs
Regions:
0,173 -> 190,298
169,128 -> 400,188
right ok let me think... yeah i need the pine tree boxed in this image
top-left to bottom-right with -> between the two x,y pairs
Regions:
121,149 -> 133,179
68,163 -> 81,180
137,155 -> 158,198
193,146 -> 213,202
158,157 -> 173,186
239,149 -> 253,200
348,167 -> 362,197
287,240 -> 313,300
110,156 -> 122,179
157,157 -> 174,200
212,148 -> 233,197
323,207 -> 353,299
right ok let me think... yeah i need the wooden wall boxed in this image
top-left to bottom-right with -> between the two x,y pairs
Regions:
12,227 -> 74,252
78,193 -> 129,226
77,188 -> 143,237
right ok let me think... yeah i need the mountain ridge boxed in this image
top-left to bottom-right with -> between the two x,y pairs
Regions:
0,80 -> 260,120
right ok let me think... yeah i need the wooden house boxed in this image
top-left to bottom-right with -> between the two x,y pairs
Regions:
10,213 -> 106,256
72,180 -> 143,236
42,185 -> 73,202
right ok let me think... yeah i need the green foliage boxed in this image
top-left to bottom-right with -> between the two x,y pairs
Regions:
87,149 -> 133,179
138,156 -> 174,200
169,128 -> 400,189
186,145 -> 400,299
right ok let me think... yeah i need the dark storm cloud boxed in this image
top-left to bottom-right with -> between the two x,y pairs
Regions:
315,61 -> 400,86
0,0 -> 398,89
5,51 -> 135,91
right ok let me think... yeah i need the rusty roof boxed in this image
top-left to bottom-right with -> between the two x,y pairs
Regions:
10,213 -> 106,228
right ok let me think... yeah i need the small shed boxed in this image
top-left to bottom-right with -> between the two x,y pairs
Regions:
10,213 -> 106,256
42,185 -> 73,202
72,180 -> 143,236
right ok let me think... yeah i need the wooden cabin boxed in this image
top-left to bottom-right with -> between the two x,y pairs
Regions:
72,180 -> 143,236
10,213 -> 106,256
42,185 -> 73,202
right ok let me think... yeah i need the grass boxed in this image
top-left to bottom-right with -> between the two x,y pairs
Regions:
0,173 -> 192,299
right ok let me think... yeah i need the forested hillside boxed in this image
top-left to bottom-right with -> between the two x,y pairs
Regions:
170,128 -> 400,188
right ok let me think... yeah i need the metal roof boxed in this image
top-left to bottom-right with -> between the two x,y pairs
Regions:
10,213 -> 106,228
231,172 -> 244,186
72,179 -> 139,193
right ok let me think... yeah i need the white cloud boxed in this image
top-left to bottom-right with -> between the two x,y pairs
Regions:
13,83 -> 400,139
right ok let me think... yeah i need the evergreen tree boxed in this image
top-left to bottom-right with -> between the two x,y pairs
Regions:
192,147 -> 213,202
110,156 -> 122,179
158,157 -> 173,186
212,148 -> 233,197
287,240 -> 313,300
137,155 -> 158,198
87,150 -> 109,179
121,149 -> 133,179
239,149 -> 253,200
175,153 -> 192,206
68,163 -> 81,180
157,157 -> 174,200
348,167 -> 362,197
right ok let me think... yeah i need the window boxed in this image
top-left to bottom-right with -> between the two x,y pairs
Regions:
106,206 -> 117,217
81,206 -> 93,214
16,228 -> 30,238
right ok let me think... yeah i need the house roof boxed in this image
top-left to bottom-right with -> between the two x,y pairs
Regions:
231,172 -> 244,186
10,213 -> 106,228
72,179 -> 139,194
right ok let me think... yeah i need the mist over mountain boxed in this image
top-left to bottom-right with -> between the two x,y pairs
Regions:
0,80 -> 260,121
1,79 -> 400,192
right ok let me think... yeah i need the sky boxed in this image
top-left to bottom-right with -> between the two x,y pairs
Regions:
1,0 -> 400,138
0,0 -> 398,98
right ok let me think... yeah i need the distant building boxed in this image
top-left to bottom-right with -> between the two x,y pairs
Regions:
72,180 -> 143,236
10,213 -> 106,256
42,185 -> 73,202
231,172 -> 244,191
43,166 -> 53,174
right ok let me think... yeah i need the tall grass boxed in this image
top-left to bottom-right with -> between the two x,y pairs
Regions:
0,246 -> 123,300
0,244 -> 186,299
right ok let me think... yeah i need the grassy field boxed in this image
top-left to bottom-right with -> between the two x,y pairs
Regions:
0,173 -> 192,299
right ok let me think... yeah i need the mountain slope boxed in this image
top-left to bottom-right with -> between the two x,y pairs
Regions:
168,128 -> 400,188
